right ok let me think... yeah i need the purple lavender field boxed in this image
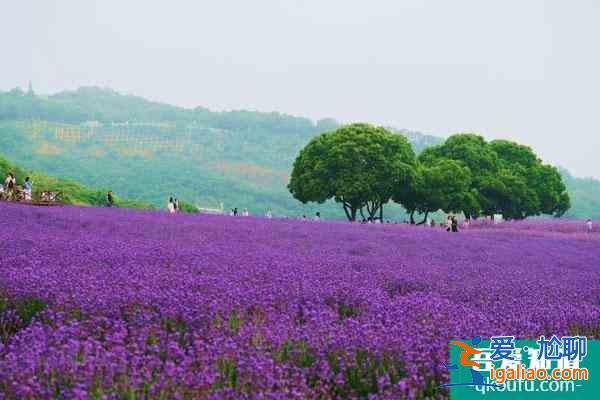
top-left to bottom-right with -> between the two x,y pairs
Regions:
1,203 -> 599,399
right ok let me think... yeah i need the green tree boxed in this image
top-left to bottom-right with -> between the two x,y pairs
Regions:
414,135 -> 570,220
288,123 -> 416,221
489,140 -> 570,218
394,159 -> 472,224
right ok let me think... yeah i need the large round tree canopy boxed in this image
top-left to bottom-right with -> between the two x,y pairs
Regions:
288,123 -> 416,220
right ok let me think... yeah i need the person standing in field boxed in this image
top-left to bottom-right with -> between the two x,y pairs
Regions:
4,173 -> 15,201
23,177 -> 32,201
266,209 -> 272,219
314,212 -> 321,221
446,216 -> 452,232
586,219 -> 593,233
242,208 -> 249,217
451,216 -> 459,233
167,197 -> 176,214
106,191 -> 114,207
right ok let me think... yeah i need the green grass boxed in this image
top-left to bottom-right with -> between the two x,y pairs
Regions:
1,154 -> 151,208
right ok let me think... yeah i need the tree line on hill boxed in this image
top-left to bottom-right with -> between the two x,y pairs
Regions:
0,86 -> 337,135
289,124 -> 570,222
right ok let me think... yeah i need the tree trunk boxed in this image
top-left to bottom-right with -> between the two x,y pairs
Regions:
366,201 -> 381,219
342,204 -> 352,221
366,202 -> 373,218
379,204 -> 383,221
417,210 -> 429,225
409,209 -> 415,224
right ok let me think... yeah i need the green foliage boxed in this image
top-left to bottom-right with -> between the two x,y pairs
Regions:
15,297 -> 47,325
416,134 -> 570,220
1,87 -> 594,219
0,295 -> 47,344
396,159 -> 472,223
176,200 -> 199,214
559,168 -> 598,219
288,123 -> 416,220
340,350 -> 406,398
0,88 -> 358,219
0,154 -> 151,208
214,358 -> 238,390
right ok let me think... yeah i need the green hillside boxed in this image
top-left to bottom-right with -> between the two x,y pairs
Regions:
0,154 -> 150,208
559,168 -> 600,219
1,86 -> 598,219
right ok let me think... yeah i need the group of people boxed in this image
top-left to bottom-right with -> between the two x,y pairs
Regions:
225,208 -> 323,221
304,212 -> 321,221
221,208 -> 471,229
227,208 -> 322,221
100,191 -> 595,234
1,173 -> 32,201
444,215 -> 461,232
355,215 -> 464,231
229,208 -> 251,217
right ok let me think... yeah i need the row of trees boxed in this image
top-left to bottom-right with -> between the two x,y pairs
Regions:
0,87 -> 337,134
288,123 -> 570,222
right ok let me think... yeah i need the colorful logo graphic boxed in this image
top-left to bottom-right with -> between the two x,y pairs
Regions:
445,336 -> 598,399
442,336 -> 501,388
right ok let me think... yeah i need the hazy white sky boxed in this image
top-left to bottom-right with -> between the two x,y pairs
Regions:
2,0 -> 599,178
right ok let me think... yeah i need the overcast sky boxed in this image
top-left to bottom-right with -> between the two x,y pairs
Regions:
2,0 -> 599,178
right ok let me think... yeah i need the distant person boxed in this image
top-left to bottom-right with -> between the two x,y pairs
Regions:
106,191 -> 114,207
431,220 -> 436,228
314,212 -> 321,221
242,208 -> 249,217
5,173 -> 16,201
463,217 -> 470,229
167,197 -> 176,214
446,216 -> 452,232
233,207 -> 238,216
23,177 -> 32,201
266,209 -> 273,219
4,173 -> 13,188
586,219 -> 593,233
451,216 -> 459,233
174,198 -> 179,211
301,214 -> 307,221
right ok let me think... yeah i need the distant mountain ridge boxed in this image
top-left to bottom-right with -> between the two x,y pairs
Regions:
1,86 -> 598,218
